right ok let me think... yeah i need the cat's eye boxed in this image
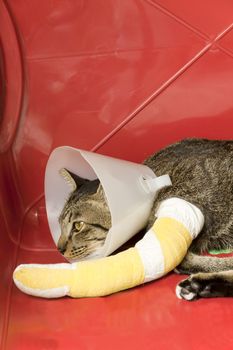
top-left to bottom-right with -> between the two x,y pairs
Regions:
74,221 -> 85,232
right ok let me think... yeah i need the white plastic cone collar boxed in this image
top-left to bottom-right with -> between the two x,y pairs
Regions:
45,147 -> 171,261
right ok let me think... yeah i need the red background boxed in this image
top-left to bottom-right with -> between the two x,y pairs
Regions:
1,1 -> 233,349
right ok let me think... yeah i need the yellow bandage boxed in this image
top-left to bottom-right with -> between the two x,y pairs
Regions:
152,218 -> 192,273
13,248 -> 145,298
13,219 -> 191,298
70,248 -> 145,297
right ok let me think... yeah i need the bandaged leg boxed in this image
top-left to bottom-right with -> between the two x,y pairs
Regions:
13,198 -> 204,298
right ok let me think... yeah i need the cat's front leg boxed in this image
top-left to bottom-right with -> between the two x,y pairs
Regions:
176,270 -> 233,301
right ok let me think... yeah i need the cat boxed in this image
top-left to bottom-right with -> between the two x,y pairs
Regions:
58,138 -> 233,301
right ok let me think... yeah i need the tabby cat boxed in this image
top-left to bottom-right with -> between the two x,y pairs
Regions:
58,138 -> 233,301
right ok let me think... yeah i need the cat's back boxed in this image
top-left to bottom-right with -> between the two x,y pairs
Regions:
144,138 -> 233,211
144,138 -> 233,176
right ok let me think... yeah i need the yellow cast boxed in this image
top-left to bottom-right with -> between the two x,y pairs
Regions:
13,215 -> 197,298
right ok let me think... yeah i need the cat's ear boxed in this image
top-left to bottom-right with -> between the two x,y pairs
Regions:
96,182 -> 106,198
59,168 -> 89,191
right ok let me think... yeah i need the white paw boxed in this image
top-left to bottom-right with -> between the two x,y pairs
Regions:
176,278 -> 198,301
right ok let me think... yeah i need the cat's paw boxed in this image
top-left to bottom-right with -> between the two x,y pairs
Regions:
176,276 -> 202,300
176,273 -> 226,301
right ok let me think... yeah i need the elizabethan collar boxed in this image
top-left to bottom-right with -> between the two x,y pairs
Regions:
45,147 -> 172,261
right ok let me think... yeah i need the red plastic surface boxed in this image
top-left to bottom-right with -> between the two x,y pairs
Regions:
1,1 -> 233,349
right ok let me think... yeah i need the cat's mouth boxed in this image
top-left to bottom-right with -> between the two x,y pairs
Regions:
61,239 -> 106,260
64,246 -> 90,260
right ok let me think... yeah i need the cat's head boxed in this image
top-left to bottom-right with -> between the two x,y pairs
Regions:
58,168 -> 111,260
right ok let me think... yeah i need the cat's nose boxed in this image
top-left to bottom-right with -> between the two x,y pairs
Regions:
57,235 -> 67,255
58,247 -> 66,254
57,241 -> 67,255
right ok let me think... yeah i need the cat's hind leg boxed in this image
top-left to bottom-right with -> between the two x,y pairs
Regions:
176,271 -> 233,300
